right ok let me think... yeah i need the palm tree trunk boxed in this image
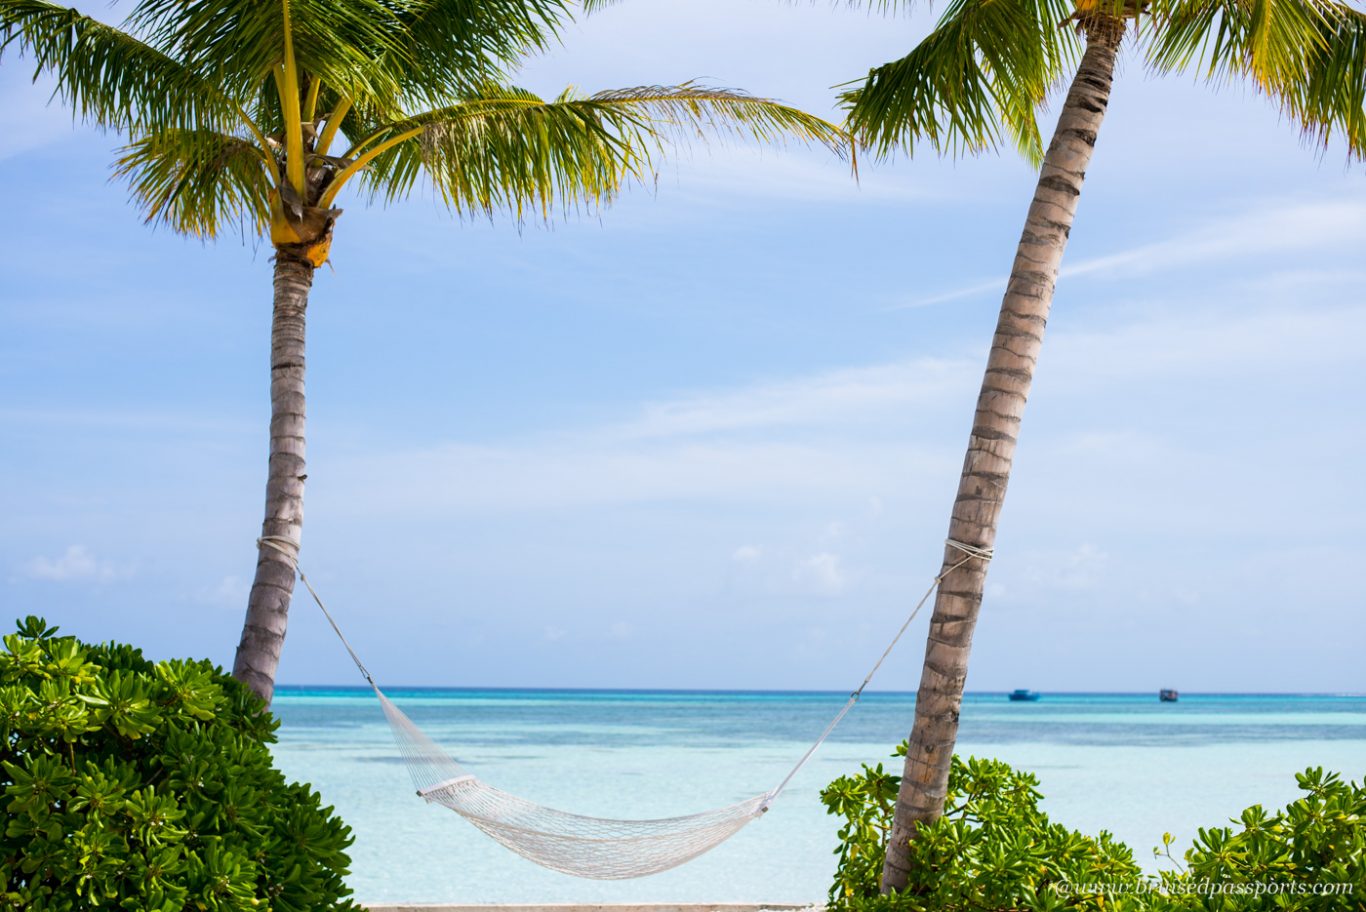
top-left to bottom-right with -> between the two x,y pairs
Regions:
879,17 -> 1126,893
232,253 -> 314,706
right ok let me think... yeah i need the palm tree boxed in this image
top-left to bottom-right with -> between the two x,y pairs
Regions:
1,0 -> 845,705
838,0 -> 1364,891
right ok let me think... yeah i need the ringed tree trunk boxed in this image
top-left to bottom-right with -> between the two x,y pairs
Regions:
879,15 -> 1127,893
232,251 -> 316,706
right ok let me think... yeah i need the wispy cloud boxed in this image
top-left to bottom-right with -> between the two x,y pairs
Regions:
326,292 -> 1363,517
333,439 -> 955,514
619,357 -> 973,440
0,407 -> 254,434
1024,543 -> 1110,592
793,551 -> 847,596
890,197 -> 1366,310
195,575 -> 247,608
660,146 -> 937,207
1046,298 -> 1365,381
22,545 -> 134,583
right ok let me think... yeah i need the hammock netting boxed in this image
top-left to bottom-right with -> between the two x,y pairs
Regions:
375,688 -> 771,879
266,533 -> 992,880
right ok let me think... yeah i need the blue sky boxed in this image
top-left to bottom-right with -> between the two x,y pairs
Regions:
2,1 -> 1363,693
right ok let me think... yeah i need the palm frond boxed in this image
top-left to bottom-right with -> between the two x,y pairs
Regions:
569,83 -> 849,152
130,0 -> 409,112
1145,0 -> 1364,158
836,0 -> 921,12
841,0 -> 1081,165
336,82 -> 848,218
115,128 -> 273,237
581,0 -> 924,11
0,0 -> 238,132
1293,2 -> 1366,156
378,0 -> 575,105
1145,0 -> 1331,87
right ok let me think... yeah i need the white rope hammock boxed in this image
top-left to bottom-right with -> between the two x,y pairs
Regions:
258,535 -> 992,880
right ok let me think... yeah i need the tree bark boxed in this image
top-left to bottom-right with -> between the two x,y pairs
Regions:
233,253 -> 314,706
879,18 -> 1125,893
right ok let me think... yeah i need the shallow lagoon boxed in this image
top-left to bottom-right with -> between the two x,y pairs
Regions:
270,690 -> 1366,904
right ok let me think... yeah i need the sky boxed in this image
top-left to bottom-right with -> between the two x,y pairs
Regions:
2,0 -> 1363,693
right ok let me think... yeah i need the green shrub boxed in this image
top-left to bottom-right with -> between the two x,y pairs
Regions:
0,616 -> 357,912
821,743 -> 1143,912
824,744 -> 1364,912
1158,767 -> 1365,911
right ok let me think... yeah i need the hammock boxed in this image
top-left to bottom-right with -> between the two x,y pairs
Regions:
259,536 -> 991,880
376,687 -> 770,878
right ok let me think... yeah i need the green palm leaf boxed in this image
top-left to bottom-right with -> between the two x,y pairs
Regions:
842,0 -> 1081,166
0,0 -> 237,133
116,129 -> 273,236
1293,4 -> 1366,154
1144,0 -> 1334,88
1144,0 -> 1365,156
333,82 -> 849,218
376,0 -> 575,105
131,0 -> 409,111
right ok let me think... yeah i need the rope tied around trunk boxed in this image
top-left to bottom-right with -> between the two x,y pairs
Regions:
257,535 -> 374,686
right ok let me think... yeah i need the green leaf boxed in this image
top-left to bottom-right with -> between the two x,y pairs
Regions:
842,0 -> 1080,166
344,82 -> 846,219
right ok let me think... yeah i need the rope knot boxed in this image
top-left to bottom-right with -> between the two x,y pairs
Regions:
258,536 -> 301,568
945,539 -> 994,562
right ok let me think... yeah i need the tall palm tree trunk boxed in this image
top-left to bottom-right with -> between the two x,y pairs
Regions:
233,253 -> 314,705
880,16 -> 1126,893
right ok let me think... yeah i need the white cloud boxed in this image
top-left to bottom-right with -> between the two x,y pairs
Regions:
660,146 -> 936,207
325,289 -> 1362,520
794,552 -> 846,596
1047,299 -> 1365,382
731,545 -> 763,564
1061,199 -> 1366,282
1053,543 -> 1109,591
196,575 -> 247,608
619,356 -> 973,440
0,407 -> 253,434
821,521 -> 849,543
892,197 -> 1366,309
332,438 -> 954,515
896,277 -> 1006,310
23,545 -> 133,583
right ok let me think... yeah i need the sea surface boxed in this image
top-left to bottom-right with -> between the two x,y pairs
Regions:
270,689 -> 1366,904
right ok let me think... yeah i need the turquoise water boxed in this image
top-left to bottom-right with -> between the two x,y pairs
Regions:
270,690 -> 1366,904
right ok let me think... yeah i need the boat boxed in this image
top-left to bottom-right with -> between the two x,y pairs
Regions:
1008,689 -> 1041,702
1159,689 -> 1179,703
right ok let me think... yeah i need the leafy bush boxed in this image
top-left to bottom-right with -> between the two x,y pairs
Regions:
824,744 -> 1365,912
1158,767 -> 1365,911
0,616 -> 357,912
822,744 -> 1142,912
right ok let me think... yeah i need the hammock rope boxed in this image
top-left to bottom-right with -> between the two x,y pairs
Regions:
255,534 -> 991,879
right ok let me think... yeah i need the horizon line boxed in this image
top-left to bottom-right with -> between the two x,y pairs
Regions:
272,685 -> 1366,698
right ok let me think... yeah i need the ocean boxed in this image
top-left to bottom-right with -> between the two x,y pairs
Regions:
269,689 -> 1366,905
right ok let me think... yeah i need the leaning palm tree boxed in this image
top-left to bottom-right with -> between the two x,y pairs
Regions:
838,0 -> 1364,891
1,0 -> 845,705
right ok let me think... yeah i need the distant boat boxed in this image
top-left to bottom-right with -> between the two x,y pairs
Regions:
1159,689 -> 1179,703
1008,689 -> 1041,702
